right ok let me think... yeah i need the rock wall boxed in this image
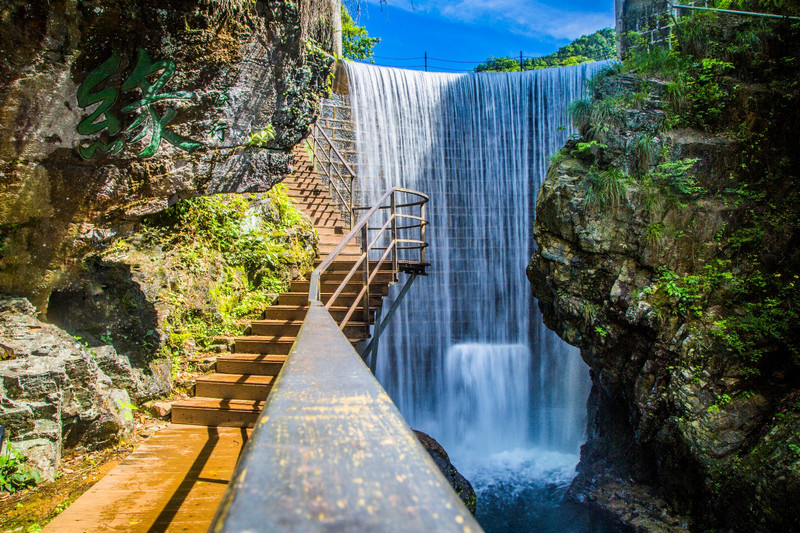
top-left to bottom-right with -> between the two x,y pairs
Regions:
529,66 -> 800,531
0,0 -> 337,310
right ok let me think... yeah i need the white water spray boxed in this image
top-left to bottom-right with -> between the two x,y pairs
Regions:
343,62 -> 607,471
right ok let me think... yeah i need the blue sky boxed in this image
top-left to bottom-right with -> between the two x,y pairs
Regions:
348,0 -> 615,72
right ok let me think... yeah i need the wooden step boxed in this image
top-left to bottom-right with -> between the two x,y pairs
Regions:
290,279 -> 370,293
298,207 -> 342,218
316,259 -> 391,270
315,227 -> 346,235
288,191 -> 339,206
171,398 -> 264,427
304,209 -> 342,219
195,373 -> 275,400
250,319 -> 368,338
306,217 -> 346,228
279,290 -> 385,307
287,192 -> 331,202
319,271 -> 395,284
233,337 -> 296,354
317,246 -> 363,255
316,236 -> 356,245
310,219 -> 346,229
216,354 -> 286,375
286,191 -> 330,201
296,201 -> 338,210
313,255 -> 367,266
235,332 -> 366,353
261,305 -> 375,322
262,305 -> 309,321
317,244 -> 360,253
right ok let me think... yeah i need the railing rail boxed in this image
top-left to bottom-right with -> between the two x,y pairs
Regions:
310,122 -> 358,228
209,303 -> 483,533
309,187 -> 429,338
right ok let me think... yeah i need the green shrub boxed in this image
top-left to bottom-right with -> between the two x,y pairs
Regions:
141,185 -> 317,373
585,167 -> 630,210
0,444 -> 41,493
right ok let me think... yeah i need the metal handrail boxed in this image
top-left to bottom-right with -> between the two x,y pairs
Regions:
310,123 -> 359,228
667,0 -> 800,21
309,187 -> 429,337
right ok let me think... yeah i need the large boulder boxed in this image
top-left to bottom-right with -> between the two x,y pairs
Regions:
0,297 -> 134,480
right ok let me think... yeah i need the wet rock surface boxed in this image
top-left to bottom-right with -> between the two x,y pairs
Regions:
413,430 -> 477,515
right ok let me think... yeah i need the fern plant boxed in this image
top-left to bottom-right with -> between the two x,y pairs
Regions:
634,134 -> 659,175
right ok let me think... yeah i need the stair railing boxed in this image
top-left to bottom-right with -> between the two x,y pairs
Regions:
309,188 -> 429,340
310,122 -> 358,229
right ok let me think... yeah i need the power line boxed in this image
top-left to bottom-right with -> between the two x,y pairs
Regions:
425,66 -> 472,73
426,56 -> 485,64
372,53 -> 553,65
373,55 -> 426,61
371,63 -> 427,69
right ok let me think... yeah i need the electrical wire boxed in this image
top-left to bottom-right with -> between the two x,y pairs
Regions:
425,66 -> 472,72
426,56 -> 485,64
373,55 -> 426,61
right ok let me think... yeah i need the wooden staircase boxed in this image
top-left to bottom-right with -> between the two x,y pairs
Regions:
171,146 -> 395,427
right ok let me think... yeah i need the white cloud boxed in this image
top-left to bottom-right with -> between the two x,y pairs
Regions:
364,0 -> 613,40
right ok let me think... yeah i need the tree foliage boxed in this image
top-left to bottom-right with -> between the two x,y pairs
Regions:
342,5 -> 380,61
476,28 -> 615,72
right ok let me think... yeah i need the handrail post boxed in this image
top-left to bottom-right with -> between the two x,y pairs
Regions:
349,176 -> 355,231
361,224 -> 370,338
328,144 -> 334,184
391,191 -> 398,280
420,202 -> 427,265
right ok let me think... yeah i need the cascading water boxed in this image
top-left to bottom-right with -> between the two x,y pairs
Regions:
343,61 -> 613,532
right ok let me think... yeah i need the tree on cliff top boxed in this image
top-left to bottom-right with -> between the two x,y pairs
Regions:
476,28 -> 615,72
342,5 -> 380,61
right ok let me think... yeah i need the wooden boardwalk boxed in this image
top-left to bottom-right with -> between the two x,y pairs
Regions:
43,425 -> 250,532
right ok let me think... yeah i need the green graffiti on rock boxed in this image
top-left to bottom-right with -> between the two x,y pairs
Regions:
75,49 -> 203,160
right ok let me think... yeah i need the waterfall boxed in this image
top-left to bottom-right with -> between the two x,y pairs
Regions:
342,62 -> 608,526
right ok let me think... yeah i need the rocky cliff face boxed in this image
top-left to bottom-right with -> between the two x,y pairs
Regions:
529,41 -> 800,532
0,0 -> 334,479
0,0 -> 336,310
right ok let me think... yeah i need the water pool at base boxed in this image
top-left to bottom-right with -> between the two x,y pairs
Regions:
457,448 -> 621,532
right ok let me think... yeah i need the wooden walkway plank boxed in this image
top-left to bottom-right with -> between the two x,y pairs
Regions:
43,425 -> 250,533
